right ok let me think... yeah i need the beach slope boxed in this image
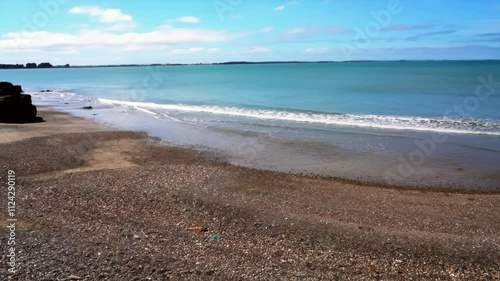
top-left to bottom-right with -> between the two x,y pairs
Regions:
0,108 -> 499,280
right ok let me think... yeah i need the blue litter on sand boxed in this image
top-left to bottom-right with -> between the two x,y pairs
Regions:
207,234 -> 223,241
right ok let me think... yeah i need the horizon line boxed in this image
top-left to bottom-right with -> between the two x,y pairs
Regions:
2,59 -> 500,69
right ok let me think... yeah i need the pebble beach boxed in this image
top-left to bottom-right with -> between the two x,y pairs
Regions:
1,108 -> 499,280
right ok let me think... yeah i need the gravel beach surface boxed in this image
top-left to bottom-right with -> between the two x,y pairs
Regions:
1,108 -> 499,280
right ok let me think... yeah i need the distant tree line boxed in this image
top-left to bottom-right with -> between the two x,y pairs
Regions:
25,62 -> 53,68
0,64 -> 24,69
0,63 -> 70,69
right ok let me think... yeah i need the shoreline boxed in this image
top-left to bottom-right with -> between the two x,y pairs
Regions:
1,108 -> 499,279
32,98 -> 500,193
5,61 -> 500,192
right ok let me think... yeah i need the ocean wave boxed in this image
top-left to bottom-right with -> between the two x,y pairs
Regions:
96,98 -> 500,136
29,91 -> 500,135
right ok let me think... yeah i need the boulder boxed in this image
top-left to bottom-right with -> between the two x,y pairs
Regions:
0,82 -> 22,96
0,82 -> 38,123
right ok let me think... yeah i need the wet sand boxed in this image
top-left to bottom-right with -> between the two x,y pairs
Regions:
0,108 -> 499,280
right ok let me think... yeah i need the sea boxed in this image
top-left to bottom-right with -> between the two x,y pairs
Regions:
2,61 -> 499,191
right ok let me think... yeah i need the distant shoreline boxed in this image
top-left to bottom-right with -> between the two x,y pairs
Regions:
1,59 -> 499,70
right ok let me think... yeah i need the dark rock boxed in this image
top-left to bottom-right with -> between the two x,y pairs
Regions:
40,89 -> 54,93
0,94 -> 32,106
83,106 -> 93,110
0,82 -> 38,123
0,82 -> 23,96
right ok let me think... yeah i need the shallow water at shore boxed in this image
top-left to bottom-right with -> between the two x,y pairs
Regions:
2,62 -> 499,191
31,99 -> 500,192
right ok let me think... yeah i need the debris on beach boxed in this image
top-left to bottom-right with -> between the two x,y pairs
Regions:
368,264 -> 379,274
207,234 -> 223,241
187,226 -> 208,233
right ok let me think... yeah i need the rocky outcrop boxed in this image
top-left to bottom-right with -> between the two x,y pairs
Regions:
0,82 -> 38,123
0,82 -> 23,95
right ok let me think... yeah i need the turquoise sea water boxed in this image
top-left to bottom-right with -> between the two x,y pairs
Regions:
2,61 -> 500,190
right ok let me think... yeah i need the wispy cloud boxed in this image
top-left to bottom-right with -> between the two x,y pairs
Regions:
476,32 -> 500,37
0,26 -> 231,53
260,27 -> 274,33
167,16 -> 201,24
69,6 -> 136,31
69,6 -> 133,23
382,24 -> 435,32
326,27 -> 352,34
303,47 -> 334,54
167,48 -> 220,55
405,29 -> 457,41
282,27 -> 351,39
465,19 -> 500,34
473,32 -> 500,42
234,27 -> 274,38
244,46 -> 272,54
286,28 -> 306,35
274,5 -> 286,11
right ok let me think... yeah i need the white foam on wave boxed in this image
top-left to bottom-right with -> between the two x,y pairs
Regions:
132,106 -> 158,116
97,98 -> 500,136
30,90 -> 76,98
30,90 -> 93,104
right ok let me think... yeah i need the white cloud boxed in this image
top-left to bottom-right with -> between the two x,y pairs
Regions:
0,26 -> 231,53
234,27 -> 274,39
244,46 -> 272,54
69,6 -> 133,23
167,16 -> 201,24
304,47 -> 335,54
69,6 -> 136,31
274,5 -> 286,11
286,28 -> 305,35
168,48 -> 221,55
106,22 -> 137,32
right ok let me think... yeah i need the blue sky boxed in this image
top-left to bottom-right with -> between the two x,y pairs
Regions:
0,0 -> 499,65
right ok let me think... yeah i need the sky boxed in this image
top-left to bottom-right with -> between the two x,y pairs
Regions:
0,0 -> 499,65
